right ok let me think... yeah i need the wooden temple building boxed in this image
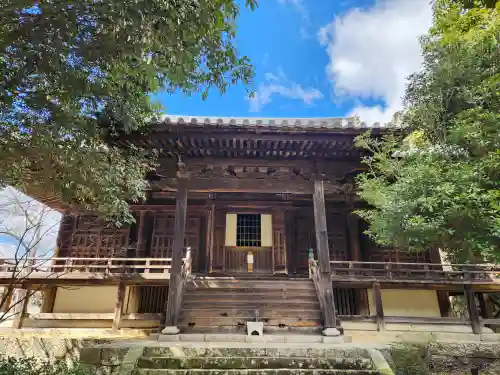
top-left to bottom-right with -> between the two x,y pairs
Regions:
2,115 -> 500,335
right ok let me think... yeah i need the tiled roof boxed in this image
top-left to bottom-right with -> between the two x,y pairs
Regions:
158,115 -> 393,130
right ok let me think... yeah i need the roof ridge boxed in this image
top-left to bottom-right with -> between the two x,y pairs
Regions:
158,114 -> 393,129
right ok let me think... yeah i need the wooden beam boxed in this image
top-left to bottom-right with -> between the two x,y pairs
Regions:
372,282 -> 385,331
112,282 -> 126,331
160,131 -> 358,143
164,176 -> 188,327
464,284 -> 481,334
159,178 -> 315,194
312,179 -> 337,328
181,157 -> 315,170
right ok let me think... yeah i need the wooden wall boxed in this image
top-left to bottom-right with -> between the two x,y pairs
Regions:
58,202 -> 429,273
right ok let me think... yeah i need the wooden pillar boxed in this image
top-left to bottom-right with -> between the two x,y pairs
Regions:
206,204 -> 215,273
12,289 -> 30,329
478,293 -> 494,319
41,287 -> 57,313
372,282 -> 385,331
112,282 -> 126,331
135,211 -> 146,257
313,180 -> 337,329
464,284 -> 481,334
347,213 -> 368,315
164,175 -> 188,328
428,248 -> 451,317
347,214 -> 361,261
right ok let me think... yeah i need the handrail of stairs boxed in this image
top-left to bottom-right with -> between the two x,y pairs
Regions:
174,247 -> 192,320
308,248 -> 327,324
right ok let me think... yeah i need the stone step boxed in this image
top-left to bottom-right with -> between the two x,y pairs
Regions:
178,325 -> 324,335
133,370 -> 379,375
180,309 -> 322,320
187,279 -> 315,290
178,317 -> 322,329
136,357 -> 373,370
183,294 -> 319,309
155,333 -> 344,344
142,347 -> 369,359
185,286 -> 316,296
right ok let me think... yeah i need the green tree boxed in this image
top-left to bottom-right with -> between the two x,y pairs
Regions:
0,0 -> 256,224
355,0 -> 500,262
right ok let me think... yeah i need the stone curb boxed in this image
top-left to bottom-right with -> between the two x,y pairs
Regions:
367,348 -> 395,375
117,347 -> 145,375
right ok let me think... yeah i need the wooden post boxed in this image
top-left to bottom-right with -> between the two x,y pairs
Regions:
41,287 -> 57,313
206,204 -> 215,273
136,211 -> 146,258
312,180 -> 337,330
372,282 -> 385,331
464,284 -> 481,334
164,175 -> 188,328
347,214 -> 361,261
478,293 -> 494,319
313,180 -> 330,273
112,282 -> 126,331
347,213 -> 368,315
428,248 -> 451,317
12,289 -> 30,329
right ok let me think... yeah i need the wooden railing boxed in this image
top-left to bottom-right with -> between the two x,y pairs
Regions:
308,249 -> 326,322
0,256 -> 195,285
0,257 -> 173,273
173,248 -> 192,322
329,261 -> 500,285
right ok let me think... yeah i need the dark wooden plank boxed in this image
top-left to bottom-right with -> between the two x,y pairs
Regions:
372,282 -> 385,332
464,284 -> 481,334
164,176 -> 189,327
112,282 -> 126,330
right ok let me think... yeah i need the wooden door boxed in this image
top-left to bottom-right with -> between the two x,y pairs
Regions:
211,211 -> 226,273
327,212 -> 349,261
294,212 -> 316,275
150,212 -> 202,272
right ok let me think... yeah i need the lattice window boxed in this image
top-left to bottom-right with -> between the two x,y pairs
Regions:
67,215 -> 129,260
236,214 -> 261,247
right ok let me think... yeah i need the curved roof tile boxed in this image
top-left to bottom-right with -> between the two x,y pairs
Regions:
158,115 -> 396,130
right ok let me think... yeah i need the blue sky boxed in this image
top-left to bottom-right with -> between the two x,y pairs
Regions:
155,0 -> 433,124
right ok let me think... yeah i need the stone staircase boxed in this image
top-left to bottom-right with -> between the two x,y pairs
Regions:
179,277 -> 323,333
131,346 -> 381,375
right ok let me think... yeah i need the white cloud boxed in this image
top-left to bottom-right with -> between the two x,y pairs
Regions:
318,0 -> 432,124
0,187 -> 61,258
248,70 -> 323,112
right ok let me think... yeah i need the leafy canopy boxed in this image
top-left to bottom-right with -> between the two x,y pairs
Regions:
0,0 -> 256,224
355,0 -> 500,262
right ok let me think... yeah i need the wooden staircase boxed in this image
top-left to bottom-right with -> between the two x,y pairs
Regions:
178,276 -> 323,333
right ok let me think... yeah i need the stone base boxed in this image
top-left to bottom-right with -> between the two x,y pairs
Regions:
161,326 -> 180,335
322,328 -> 341,337
247,322 -> 264,336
